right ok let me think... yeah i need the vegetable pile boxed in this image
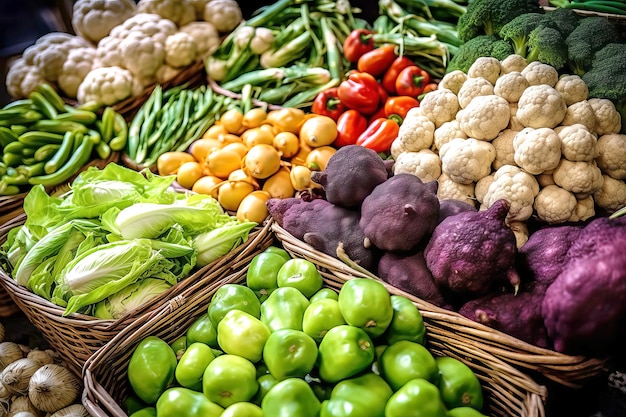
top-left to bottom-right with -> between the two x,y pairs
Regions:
124,248 -> 488,417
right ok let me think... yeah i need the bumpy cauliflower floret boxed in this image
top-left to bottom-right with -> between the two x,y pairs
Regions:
436,173 -> 476,206
58,47 -> 100,99
457,94 -> 510,140
120,32 -> 165,78
77,65 -> 143,106
513,127 -> 562,175
467,56 -> 501,85
390,138 -> 408,160
533,184 -> 577,224
492,128 -> 518,170
554,74 -> 588,106
482,164 -> 540,222
433,120 -> 467,151
419,88 -> 459,128
508,103 -> 524,131
72,0 -> 137,43
203,0 -> 242,33
593,175 -> 626,214
494,71 -> 528,103
474,173 -> 495,204
438,70 -> 467,94
393,149 -> 442,182
439,138 -> 496,184
23,32 -> 92,82
155,64 -> 184,83
596,133 -> 626,179
560,100 -> 597,131
536,170 -> 555,187
5,58 -> 51,98
516,85 -> 566,129
554,124 -> 598,162
137,0 -> 196,27
457,77 -> 493,109
393,107 -> 435,152
110,13 -> 177,45
164,32 -> 197,67
552,159 -> 603,195
568,195 -> 595,222
96,36 -> 124,67
520,61 -> 558,87
179,21 -> 220,58
499,54 -> 527,74
588,98 -> 622,135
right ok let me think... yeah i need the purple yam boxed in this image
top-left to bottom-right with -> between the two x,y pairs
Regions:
437,199 -> 478,224
281,198 -> 333,240
564,215 -> 626,263
267,197 -> 304,226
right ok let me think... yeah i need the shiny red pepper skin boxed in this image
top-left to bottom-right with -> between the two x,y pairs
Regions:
381,56 -> 415,95
418,82 -> 439,100
356,118 -> 400,153
357,45 -> 397,78
311,88 -> 346,121
334,109 -> 368,147
384,96 -> 420,120
395,65 -> 431,98
343,29 -> 375,63
337,71 -> 381,116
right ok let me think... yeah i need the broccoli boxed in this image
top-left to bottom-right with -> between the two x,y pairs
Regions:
446,35 -> 515,73
565,16 -> 622,76
499,12 -> 550,57
456,0 -> 543,43
526,25 -> 568,70
542,7 -> 580,37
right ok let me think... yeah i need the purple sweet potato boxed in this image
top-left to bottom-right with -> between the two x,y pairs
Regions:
359,174 -> 440,252
310,145 -> 388,209
267,197 -> 304,226
424,199 -> 520,299
563,215 -> 626,263
438,198 -> 478,224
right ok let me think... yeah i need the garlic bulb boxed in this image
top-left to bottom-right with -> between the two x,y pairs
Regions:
0,359 -> 41,395
27,365 -> 80,413
49,404 -> 89,417
0,343 -> 24,372
24,352 -> 52,368
7,395 -> 40,417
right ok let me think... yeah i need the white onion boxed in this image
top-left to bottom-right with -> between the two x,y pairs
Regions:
27,364 -> 80,413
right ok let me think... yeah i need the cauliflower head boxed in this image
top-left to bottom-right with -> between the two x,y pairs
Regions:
552,159 -> 603,195
516,85 -> 566,129
491,128 -> 518,170
438,70 -> 467,95
5,58 -> 50,98
554,74 -> 588,106
521,61 -> 558,87
494,71 -> 528,103
560,100 -> 597,131
72,0 -> 137,43
436,173 -> 476,206
120,32 -> 165,78
433,119 -> 467,151
77,65 -> 143,106
555,124 -> 598,162
23,32 -> 92,82
393,149 -> 442,183
203,0 -> 242,33
568,195 -> 595,222
588,98 -> 621,136
393,107 -> 435,152
513,127 -> 562,175
96,36 -> 125,67
457,77 -> 494,109
419,88 -> 459,128
109,13 -> 177,45
593,175 -> 626,214
482,164 -> 540,222
533,184 -> 577,224
58,47 -> 100,99
467,56 -> 501,85
179,21 -> 220,58
439,137 -> 496,184
596,133 -> 626,179
136,0 -> 196,27
499,54 -> 527,74
164,32 -> 197,68
457,94 -> 510,140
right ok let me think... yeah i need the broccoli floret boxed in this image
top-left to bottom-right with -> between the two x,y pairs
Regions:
582,43 -> 626,123
542,7 -> 580,37
526,25 -> 568,70
499,12 -> 549,56
456,0 -> 543,43
446,35 -> 515,73
565,16 -> 621,76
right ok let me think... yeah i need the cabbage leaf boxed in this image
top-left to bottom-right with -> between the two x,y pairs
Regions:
93,278 -> 173,319
194,221 -> 257,267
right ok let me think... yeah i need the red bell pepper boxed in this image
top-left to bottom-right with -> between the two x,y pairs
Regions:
395,65 -> 431,98
367,106 -> 387,125
334,109 -> 368,147
337,71 -> 381,116
343,29 -> 375,63
384,96 -> 420,120
311,87 -> 346,121
418,82 -> 439,100
356,117 -> 400,153
381,56 -> 415,95
377,83 -> 389,108
357,45 -> 397,78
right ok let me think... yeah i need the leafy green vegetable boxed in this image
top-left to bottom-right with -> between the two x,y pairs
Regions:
93,278 -> 173,319
194,221 -> 258,267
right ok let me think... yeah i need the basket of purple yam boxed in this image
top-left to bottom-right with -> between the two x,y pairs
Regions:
270,144 -> 616,388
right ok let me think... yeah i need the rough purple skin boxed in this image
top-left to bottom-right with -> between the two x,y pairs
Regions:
310,145 -> 388,209
266,197 -> 304,226
563,216 -> 626,264
437,199 -> 478,224
459,281 -> 552,349
542,237 -> 626,356
518,224 -> 583,286
424,199 -> 520,298
359,174 -> 440,252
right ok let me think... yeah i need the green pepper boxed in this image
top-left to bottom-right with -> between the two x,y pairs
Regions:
276,258 -> 324,298
156,387 -> 223,417
447,407 -> 489,417
129,407 -> 156,417
175,342 -> 216,391
246,251 -> 288,301
252,373 -> 278,405
261,378 -> 321,417
338,278 -> 393,338
123,394 -> 147,415
208,284 -> 261,325
186,313 -> 218,347
317,324 -> 375,383
302,298 -> 346,342
321,372 -> 392,417
202,354 -> 259,408
310,288 -> 339,303
385,378 -> 448,417
260,286 -> 310,332
435,356 -> 484,410
170,335 -> 187,359
221,402 -> 264,417
217,309 -> 271,363
263,329 -> 318,380
384,295 -> 426,346
128,336 -> 177,404
263,245 -> 291,262
379,340 -> 439,391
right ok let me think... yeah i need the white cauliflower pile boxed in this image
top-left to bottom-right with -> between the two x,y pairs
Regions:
391,55 -> 625,235
5,0 -> 241,107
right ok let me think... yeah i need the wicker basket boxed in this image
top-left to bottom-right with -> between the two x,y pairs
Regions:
272,222 -> 608,389
0,214 -> 274,376
83,260 -> 547,417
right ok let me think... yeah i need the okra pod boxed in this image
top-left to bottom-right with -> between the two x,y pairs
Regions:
30,135 -> 94,186
44,131 -> 75,174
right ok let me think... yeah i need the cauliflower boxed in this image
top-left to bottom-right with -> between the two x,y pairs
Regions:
179,21 -> 220,58
533,184 -> 577,224
120,32 -> 165,78
77,66 -> 143,106
552,159 -> 603,195
137,0 -> 196,27
457,77 -> 494,109
467,57 -> 501,85
22,32 -> 92,82
516,85 -> 566,129
554,124 -> 598,162
492,128 -> 518,170
520,61 -> 558,87
57,47 -> 100,99
494,71 -> 528,103
588,98 -> 622,135
433,120 -> 467,151
109,13 -> 177,45
203,0 -> 242,33
393,150 -> 442,182
436,173 -> 476,206
457,94 -> 510,140
164,32 -> 197,68
438,70 -> 467,94
439,138 -> 496,184
513,127 -> 562,175
474,173 -> 495,204
5,58 -> 51,98
419,88 -> 459,128
72,0 -> 137,43
560,100 -> 597,131
393,107 -> 435,152
536,170 -> 555,188
155,64 -> 184,83
97,36 -> 125,67
568,195 -> 595,222
593,175 -> 626,213
508,103 -> 524,131
596,133 -> 626,179
390,139 -> 408,160
482,164 -> 540,222
554,74 -> 588,106
499,54 -> 527,74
